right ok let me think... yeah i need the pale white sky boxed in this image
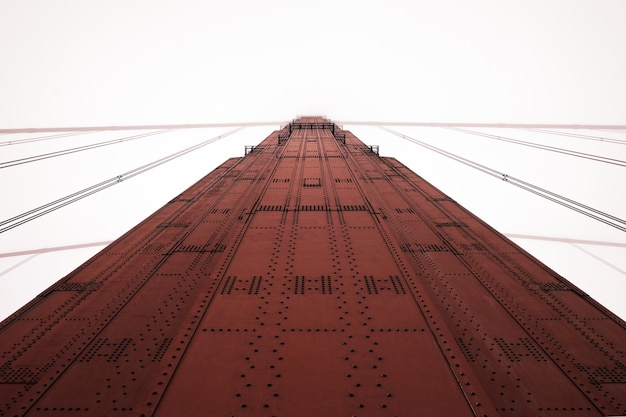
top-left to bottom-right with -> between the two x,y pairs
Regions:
1,1 -> 625,320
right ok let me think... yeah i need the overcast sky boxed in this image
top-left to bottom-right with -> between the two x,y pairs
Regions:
1,0 -> 625,321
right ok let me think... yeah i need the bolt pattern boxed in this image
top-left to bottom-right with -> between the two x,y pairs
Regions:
1,119 -> 623,417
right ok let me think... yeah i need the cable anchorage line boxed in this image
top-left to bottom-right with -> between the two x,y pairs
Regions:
0,129 -> 174,169
380,127 -> 626,233
0,127 -> 245,234
447,127 -> 626,167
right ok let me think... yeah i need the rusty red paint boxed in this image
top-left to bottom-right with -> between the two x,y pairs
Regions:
1,117 -> 624,416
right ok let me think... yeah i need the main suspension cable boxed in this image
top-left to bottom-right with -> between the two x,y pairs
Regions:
0,129 -> 174,169
380,127 -> 626,232
0,127 -> 245,233
447,127 -> 626,167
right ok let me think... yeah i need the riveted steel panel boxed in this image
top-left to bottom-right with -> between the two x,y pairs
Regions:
1,117 -> 624,417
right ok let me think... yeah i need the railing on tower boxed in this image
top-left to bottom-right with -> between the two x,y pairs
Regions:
278,118 -> 346,145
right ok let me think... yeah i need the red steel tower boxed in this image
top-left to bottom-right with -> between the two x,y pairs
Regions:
1,117 -> 624,416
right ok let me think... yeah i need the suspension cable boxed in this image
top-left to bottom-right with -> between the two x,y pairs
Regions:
523,128 -> 626,145
380,127 -> 626,232
0,130 -> 96,147
447,127 -> 626,167
0,129 -> 174,169
0,127 -> 245,233
0,121 -> 284,134
0,241 -> 113,258
597,128 -> 626,135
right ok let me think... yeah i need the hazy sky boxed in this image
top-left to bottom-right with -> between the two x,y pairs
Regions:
1,1 -> 625,321
2,0 -> 626,126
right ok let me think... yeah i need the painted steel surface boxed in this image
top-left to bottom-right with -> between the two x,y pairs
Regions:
1,117 -> 624,416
